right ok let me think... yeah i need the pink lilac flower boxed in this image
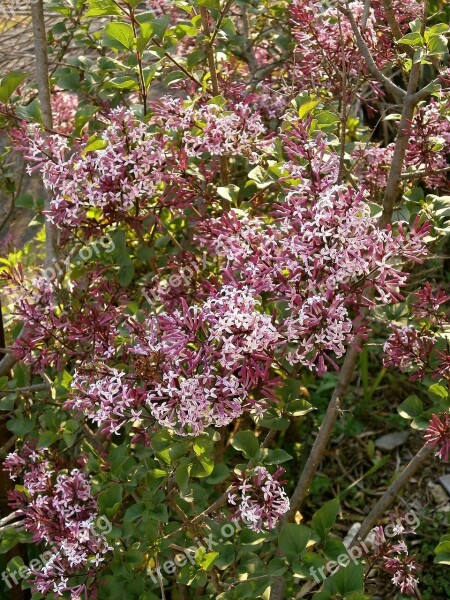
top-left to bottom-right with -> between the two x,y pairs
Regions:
290,0 -> 392,98
228,466 -> 290,532
12,107 -> 195,234
51,90 -> 79,135
367,515 -> 421,596
383,325 -> 435,381
152,97 -> 270,162
130,286 -> 279,435
67,368 -> 147,437
4,445 -> 112,599
411,283 -> 450,323
4,268 -> 127,372
424,414 -> 450,460
385,556 -> 420,595
198,125 -> 428,374
353,99 -> 450,195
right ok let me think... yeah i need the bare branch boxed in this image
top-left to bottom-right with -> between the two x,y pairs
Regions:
31,0 -> 57,268
351,444 -> 434,545
336,1 -> 406,99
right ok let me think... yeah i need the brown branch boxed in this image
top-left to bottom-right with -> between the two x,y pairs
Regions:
379,0 -> 428,227
351,443 -> 434,545
200,7 -> 229,189
31,0 -> 57,268
337,1 -> 406,99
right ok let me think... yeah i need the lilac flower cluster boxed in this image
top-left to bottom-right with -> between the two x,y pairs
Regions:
6,268 -> 126,371
383,284 -> 450,381
152,97 -> 269,162
353,100 -> 450,195
290,0 -> 398,97
12,107 -> 193,232
425,413 -> 450,460
201,126 -> 428,373
67,368 -> 146,436
51,89 -> 78,135
129,286 -> 279,435
370,519 -> 421,596
228,466 -> 290,532
4,445 -> 112,598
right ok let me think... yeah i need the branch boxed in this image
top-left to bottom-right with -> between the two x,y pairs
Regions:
381,0 -> 404,42
337,1 -> 406,99
379,1 -> 428,227
350,443 -> 434,545
31,0 -> 57,268
288,341 -> 362,520
401,164 -> 450,180
200,7 -> 230,189
0,383 -> 50,395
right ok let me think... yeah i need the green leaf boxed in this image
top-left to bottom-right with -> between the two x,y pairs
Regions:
427,23 -> 449,36
15,194 -> 34,209
397,395 -> 423,419
264,449 -> 293,465
108,76 -> 139,89
383,113 -> 402,121
268,557 -> 288,576
126,548 -> 144,564
427,34 -> 448,55
428,383 -> 448,402
0,531 -> 21,554
37,431 -> 60,448
118,264 -> 135,287
206,463 -> 229,484
217,184 -> 240,204
398,32 -> 423,46
152,429 -> 173,452
124,503 -> 146,522
312,498 -> 340,541
322,563 -> 364,596
287,398 -> 314,416
6,414 -> 36,436
197,551 -> 219,570
105,22 -> 135,50
248,165 -> 272,189
0,71 -> 27,103
195,0 -> 220,7
83,136 -> 108,154
165,71 -> 187,86
98,485 -> 123,518
140,21 -> 155,40
152,15 -> 171,39
192,437 -> 215,477
231,430 -> 259,459
187,48 -> 206,70
291,93 -> 321,119
175,459 -> 191,492
279,523 -> 312,558
86,0 -> 122,16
